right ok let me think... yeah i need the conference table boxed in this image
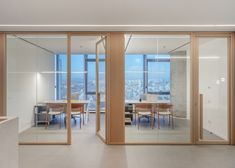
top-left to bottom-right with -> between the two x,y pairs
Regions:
40,100 -> 90,124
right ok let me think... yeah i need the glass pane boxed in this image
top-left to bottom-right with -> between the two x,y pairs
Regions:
70,36 -> 101,133
71,54 -> 85,100
199,37 -> 228,141
97,39 -> 106,140
87,60 -> 105,110
7,34 -> 68,143
125,55 -> 144,100
147,60 -> 170,101
125,34 -> 191,143
87,61 -> 96,93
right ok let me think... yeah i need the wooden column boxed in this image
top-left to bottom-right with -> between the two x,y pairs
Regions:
107,33 -> 125,144
231,32 -> 235,145
0,33 -> 6,116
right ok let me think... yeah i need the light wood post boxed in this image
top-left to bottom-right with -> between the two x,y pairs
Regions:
108,33 -> 125,144
67,34 -> 72,145
190,33 -> 197,144
231,32 -> 235,145
0,33 -> 6,116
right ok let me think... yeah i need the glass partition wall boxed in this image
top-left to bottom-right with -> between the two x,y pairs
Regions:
5,33 -> 232,145
124,34 -> 191,143
7,34 -> 68,143
197,37 -> 229,143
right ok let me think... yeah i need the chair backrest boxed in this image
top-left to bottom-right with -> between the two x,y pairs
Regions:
135,104 -> 153,112
146,94 -> 158,101
139,94 -> 147,101
71,104 -> 83,112
157,103 -> 173,112
47,103 -> 65,112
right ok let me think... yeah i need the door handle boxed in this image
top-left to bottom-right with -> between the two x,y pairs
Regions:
199,94 -> 203,140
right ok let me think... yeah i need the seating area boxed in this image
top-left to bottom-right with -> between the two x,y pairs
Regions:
125,94 -> 174,130
34,103 -> 87,129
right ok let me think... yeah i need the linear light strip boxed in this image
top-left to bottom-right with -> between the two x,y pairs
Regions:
1,24 -> 235,27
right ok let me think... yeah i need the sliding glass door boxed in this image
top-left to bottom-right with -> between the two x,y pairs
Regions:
197,36 -> 230,143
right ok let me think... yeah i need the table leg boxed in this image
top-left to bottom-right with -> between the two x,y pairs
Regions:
85,103 -> 89,124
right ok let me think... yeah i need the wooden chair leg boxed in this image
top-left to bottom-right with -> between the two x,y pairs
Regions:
138,114 -> 140,129
168,115 -> 170,126
82,113 -> 85,125
80,114 -> 82,129
47,114 -> 50,129
134,113 -> 136,126
59,114 -> 62,129
64,116 -> 66,128
158,114 -> 160,129
45,113 -> 49,129
151,116 -> 154,129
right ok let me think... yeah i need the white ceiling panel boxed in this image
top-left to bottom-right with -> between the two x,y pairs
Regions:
0,0 -> 235,31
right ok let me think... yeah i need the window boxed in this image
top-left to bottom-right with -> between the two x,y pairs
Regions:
146,55 -> 170,100
86,55 -> 105,110
125,54 -> 170,100
56,54 -> 85,100
56,53 -> 170,106
125,55 -> 144,100
56,54 -> 104,110
56,54 -> 67,100
71,54 -> 85,99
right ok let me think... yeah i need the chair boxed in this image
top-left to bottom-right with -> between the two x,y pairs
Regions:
156,104 -> 174,129
64,104 -> 84,129
135,104 -> 154,129
46,103 -> 64,128
34,105 -> 48,127
71,104 -> 84,128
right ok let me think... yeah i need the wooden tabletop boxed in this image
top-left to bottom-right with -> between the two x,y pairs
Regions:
125,100 -> 171,104
40,100 -> 90,104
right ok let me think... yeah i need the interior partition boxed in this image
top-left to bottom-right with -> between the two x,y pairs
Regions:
6,34 -> 68,143
198,37 -> 229,142
0,33 -> 6,117
124,34 -> 191,143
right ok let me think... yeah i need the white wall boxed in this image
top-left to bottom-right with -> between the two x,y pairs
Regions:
7,37 -> 55,133
199,38 -> 228,140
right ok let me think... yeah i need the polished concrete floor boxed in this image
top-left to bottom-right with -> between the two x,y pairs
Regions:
19,134 -> 235,168
19,113 -> 223,143
19,114 -> 235,168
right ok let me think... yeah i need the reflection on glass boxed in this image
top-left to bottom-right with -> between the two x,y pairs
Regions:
124,34 -> 191,143
7,34 -> 68,143
125,55 -> 144,100
199,37 -> 228,141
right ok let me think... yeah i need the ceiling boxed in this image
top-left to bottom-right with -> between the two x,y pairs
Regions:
0,0 -> 235,31
7,34 -> 190,55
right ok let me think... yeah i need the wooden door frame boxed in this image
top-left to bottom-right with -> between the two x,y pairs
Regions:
95,36 -> 108,143
194,32 -> 233,145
